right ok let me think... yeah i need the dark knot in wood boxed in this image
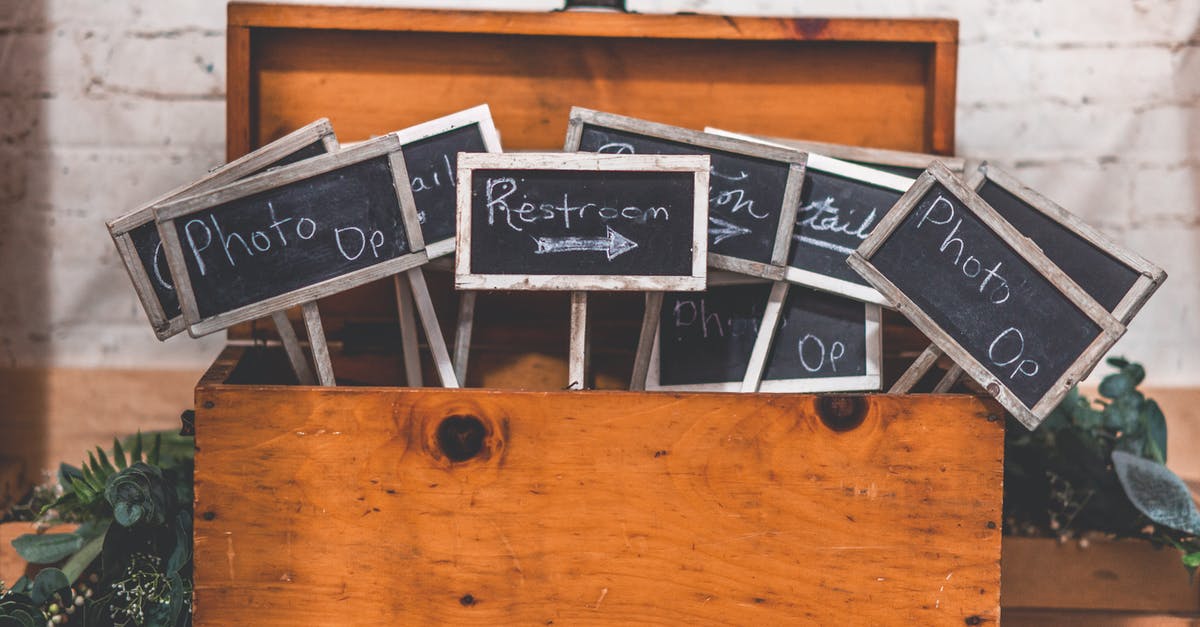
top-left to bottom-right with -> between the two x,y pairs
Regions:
437,415 -> 487,462
816,396 -> 867,432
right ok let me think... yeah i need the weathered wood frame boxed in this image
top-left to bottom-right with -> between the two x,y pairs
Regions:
732,132 -> 965,174
455,152 -> 710,291
106,119 -> 338,340
565,108 -> 805,281
705,128 -> 915,306
642,276 -> 882,393
393,103 -> 503,260
968,162 -> 1167,325
154,134 -> 429,338
847,162 -> 1126,429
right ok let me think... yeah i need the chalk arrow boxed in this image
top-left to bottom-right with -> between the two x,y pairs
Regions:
708,216 -> 752,244
533,226 -> 639,261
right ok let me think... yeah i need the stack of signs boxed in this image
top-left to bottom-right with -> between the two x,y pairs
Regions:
454,151 -> 711,388
848,162 -> 1165,429
564,108 -> 813,390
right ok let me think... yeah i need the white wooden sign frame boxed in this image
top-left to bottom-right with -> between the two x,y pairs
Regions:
393,103 -> 503,260
846,162 -> 1126,429
565,108 -> 805,281
106,119 -> 338,340
706,128 -> 914,306
454,152 -> 711,291
968,162 -> 1167,325
733,133 -> 966,175
154,134 -> 429,338
642,274 -> 882,393
893,162 -> 1167,394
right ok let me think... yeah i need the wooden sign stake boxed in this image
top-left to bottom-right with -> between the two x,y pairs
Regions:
392,275 -> 424,387
404,268 -> 459,388
569,292 -> 589,390
740,281 -> 790,392
453,291 -> 477,385
932,364 -> 964,393
300,301 -> 335,387
270,309 -> 317,386
889,344 -> 943,393
630,292 -> 664,391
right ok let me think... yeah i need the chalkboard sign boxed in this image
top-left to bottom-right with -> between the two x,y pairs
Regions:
704,129 -> 913,305
968,163 -> 1166,324
154,134 -> 428,337
847,162 -> 1125,429
106,119 -> 337,339
706,129 -> 966,179
394,104 -> 502,259
455,152 -> 709,291
565,108 -> 805,281
645,279 -> 881,392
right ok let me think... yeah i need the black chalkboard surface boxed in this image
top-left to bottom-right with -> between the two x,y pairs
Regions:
847,163 -> 1124,429
455,152 -> 709,291
154,134 -> 428,337
395,105 -> 502,258
566,108 -> 805,280
970,163 -> 1165,324
107,120 -> 337,339
785,154 -> 912,305
649,281 -> 880,391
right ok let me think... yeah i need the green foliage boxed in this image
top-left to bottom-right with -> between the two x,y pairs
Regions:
2,423 -> 194,626
1005,357 -> 1200,573
0,592 -> 45,627
106,463 -> 171,528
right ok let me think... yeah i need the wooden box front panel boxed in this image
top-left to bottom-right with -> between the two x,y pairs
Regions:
193,348 -> 1001,625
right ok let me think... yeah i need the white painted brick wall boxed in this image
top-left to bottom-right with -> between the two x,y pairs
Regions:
1,0 -> 1197,386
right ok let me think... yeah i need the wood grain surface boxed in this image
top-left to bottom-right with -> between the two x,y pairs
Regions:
194,348 -> 1002,625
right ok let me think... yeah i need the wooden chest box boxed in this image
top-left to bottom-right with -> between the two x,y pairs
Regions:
195,4 -> 1002,624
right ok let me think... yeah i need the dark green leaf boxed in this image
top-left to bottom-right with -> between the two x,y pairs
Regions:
112,437 -> 127,470
149,432 -> 162,466
12,532 -> 83,564
57,463 -> 84,490
1104,397 -> 1140,432
131,431 -> 143,463
1124,362 -> 1146,385
29,568 -> 69,605
69,476 -> 95,503
85,451 -> 104,487
1099,372 -> 1134,399
167,510 -> 192,576
95,446 -> 117,476
1113,450 -> 1200,535
1144,400 -> 1168,464
1107,356 -> 1131,369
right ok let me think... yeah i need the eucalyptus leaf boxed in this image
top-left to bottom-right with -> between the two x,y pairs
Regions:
12,532 -> 83,564
29,568 -> 69,605
1144,400 -> 1168,464
1125,362 -> 1146,385
1112,450 -> 1200,535
1099,372 -> 1134,399
167,510 -> 192,577
1107,356 -> 1131,369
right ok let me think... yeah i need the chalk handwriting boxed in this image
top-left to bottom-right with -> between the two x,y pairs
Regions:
672,297 -> 761,339
916,195 -> 1011,305
410,154 -> 455,194
151,241 -> 174,291
485,178 -> 669,234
